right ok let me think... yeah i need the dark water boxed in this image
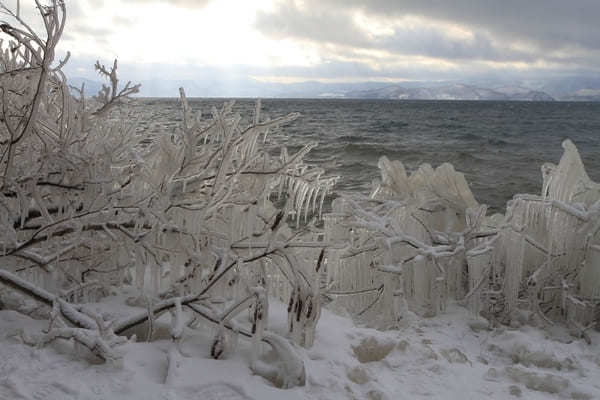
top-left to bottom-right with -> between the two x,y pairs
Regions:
134,99 -> 600,213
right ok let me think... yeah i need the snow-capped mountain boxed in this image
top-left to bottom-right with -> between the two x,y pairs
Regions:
346,84 -> 555,101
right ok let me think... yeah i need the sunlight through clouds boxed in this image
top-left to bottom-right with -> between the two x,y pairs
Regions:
36,0 -> 600,95
59,0 -> 318,68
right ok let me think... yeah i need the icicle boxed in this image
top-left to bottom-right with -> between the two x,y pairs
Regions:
135,253 -> 146,292
254,99 -> 261,125
304,186 -> 315,223
296,182 -> 309,226
211,326 -> 227,359
250,287 -> 267,361
318,186 -> 328,218
312,185 -> 321,216
146,296 -> 155,341
151,263 -> 160,296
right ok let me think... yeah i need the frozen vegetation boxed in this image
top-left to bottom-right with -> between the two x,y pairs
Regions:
0,2 -> 599,399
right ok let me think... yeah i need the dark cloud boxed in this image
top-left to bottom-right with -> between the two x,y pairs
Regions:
375,28 -> 531,62
255,0 -> 600,72
340,0 -> 600,51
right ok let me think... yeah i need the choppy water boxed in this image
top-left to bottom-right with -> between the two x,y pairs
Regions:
132,98 -> 600,213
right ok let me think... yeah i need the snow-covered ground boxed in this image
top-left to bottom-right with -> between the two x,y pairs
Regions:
1,290 -> 599,400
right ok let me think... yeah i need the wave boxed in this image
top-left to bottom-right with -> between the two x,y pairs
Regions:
337,134 -> 369,143
455,133 -> 480,141
135,98 -> 600,213
341,142 -> 414,157
487,138 -> 511,146
425,122 -> 468,130
455,151 -> 486,163
368,120 -> 410,132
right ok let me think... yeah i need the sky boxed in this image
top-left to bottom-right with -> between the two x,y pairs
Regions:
3,0 -> 600,95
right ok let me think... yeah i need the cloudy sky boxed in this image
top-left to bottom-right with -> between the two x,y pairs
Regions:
4,0 -> 600,94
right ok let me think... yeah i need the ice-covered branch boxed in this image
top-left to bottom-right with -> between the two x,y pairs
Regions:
91,59 -> 140,117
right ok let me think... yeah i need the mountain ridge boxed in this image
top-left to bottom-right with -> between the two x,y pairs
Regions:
68,76 -> 600,101
345,83 -> 555,101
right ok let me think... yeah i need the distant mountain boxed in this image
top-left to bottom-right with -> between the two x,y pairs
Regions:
78,78 -> 391,98
493,86 -> 556,101
561,89 -> 600,102
539,76 -> 600,99
67,76 -> 600,101
346,84 -> 555,101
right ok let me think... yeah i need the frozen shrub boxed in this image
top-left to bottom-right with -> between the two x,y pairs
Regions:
0,0 -> 335,386
325,140 -> 600,334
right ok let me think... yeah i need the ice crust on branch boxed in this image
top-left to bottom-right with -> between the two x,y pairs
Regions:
325,140 -> 599,334
0,0 -> 335,388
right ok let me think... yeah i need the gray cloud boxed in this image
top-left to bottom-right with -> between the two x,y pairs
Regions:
6,0 -> 597,92
341,0 -> 600,51
256,3 -> 369,46
255,0 -> 600,72
374,28 -> 531,62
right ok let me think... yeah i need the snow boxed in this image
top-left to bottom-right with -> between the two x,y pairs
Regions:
1,292 -> 599,400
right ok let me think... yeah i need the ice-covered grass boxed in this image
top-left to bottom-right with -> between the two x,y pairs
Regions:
1,290 -> 599,400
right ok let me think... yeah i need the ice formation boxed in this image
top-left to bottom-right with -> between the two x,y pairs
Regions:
325,140 -> 600,336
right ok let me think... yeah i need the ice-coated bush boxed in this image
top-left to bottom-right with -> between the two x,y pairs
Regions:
0,0 -> 335,386
0,2 -> 597,392
325,139 -> 600,336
